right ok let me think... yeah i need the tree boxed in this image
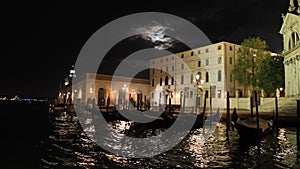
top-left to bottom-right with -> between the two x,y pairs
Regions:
256,55 -> 285,96
231,37 -> 269,96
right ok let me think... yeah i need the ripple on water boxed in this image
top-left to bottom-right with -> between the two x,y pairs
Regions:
40,113 -> 299,168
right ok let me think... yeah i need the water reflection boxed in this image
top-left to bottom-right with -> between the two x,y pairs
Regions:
40,112 -> 299,168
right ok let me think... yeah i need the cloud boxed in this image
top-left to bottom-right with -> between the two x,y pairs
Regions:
134,24 -> 176,50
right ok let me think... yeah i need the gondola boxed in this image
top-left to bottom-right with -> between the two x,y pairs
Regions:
231,109 -> 273,142
160,111 -> 205,129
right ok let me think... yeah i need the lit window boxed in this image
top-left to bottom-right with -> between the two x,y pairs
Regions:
218,90 -> 221,98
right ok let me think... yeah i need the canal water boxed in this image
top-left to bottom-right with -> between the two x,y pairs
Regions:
39,111 -> 300,169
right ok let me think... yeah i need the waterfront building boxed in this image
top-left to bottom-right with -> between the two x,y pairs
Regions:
71,73 -> 150,110
149,41 -> 243,111
280,0 -> 300,98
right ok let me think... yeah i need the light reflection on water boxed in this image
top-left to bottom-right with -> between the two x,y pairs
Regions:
40,112 -> 299,168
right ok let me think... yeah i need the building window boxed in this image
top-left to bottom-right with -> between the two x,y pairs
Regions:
165,76 -> 169,85
211,86 -> 216,98
230,74 -> 233,82
160,68 -> 162,73
191,51 -> 194,56
229,46 -> 233,50
206,72 -> 209,82
153,69 -> 155,74
206,59 -> 209,66
218,46 -> 221,50
171,77 -> 174,85
181,64 -> 184,70
159,92 -> 161,98
190,74 -> 194,84
218,57 -> 222,64
198,50 -> 201,54
172,65 -> 174,71
190,91 -> 193,98
229,57 -> 233,64
153,61 -> 155,64
217,90 -> 221,98
181,54 -> 184,58
181,75 -> 184,84
160,77 -> 162,86
205,48 -> 209,53
218,70 -> 222,82
172,56 -> 174,60
152,79 -> 154,87
166,67 -> 168,72
160,59 -> 162,62
152,92 -> 154,98
166,58 -> 168,62
198,60 -> 201,67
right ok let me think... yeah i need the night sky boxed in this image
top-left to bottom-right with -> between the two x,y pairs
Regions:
4,0 -> 289,98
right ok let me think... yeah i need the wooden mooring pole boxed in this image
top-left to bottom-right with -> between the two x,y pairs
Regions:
250,96 -> 254,117
255,91 -> 260,140
275,96 -> 279,134
210,93 -> 212,129
226,92 -> 230,139
297,100 -> 300,151
203,93 -> 207,134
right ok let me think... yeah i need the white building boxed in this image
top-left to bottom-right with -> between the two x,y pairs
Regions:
280,0 -> 300,98
149,41 -> 242,111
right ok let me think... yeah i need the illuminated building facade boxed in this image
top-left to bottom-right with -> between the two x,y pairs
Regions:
149,41 -> 242,110
72,73 -> 150,110
280,0 -> 300,98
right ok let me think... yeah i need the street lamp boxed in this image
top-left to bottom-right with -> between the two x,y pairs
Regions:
279,87 -> 284,97
194,72 -> 204,114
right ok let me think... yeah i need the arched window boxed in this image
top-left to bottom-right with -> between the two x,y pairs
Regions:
98,88 -> 105,106
205,72 -> 209,82
289,32 -> 300,50
160,77 -> 162,86
165,76 -> 169,85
